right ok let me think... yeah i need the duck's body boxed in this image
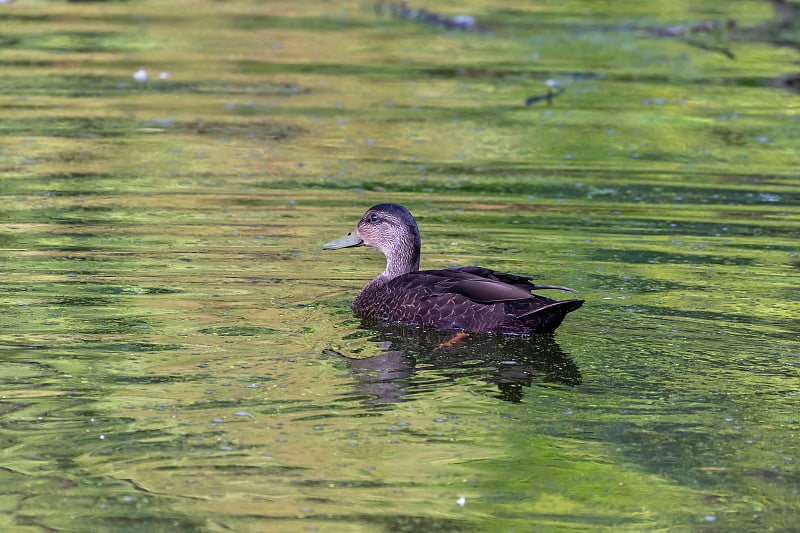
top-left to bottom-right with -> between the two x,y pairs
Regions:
325,204 -> 583,335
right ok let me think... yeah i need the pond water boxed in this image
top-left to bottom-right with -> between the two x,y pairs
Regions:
1,1 -> 798,531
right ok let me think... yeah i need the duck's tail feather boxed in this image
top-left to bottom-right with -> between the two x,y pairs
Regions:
530,284 -> 576,292
510,299 -> 584,334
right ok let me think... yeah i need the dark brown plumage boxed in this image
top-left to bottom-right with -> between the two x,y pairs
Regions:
324,204 -> 583,335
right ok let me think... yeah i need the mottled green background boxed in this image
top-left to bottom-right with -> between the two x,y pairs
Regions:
1,1 -> 798,531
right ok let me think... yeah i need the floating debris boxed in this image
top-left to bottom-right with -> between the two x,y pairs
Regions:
771,72 -> 800,93
525,79 -> 565,106
642,20 -> 736,59
375,1 -> 489,33
643,19 -> 735,38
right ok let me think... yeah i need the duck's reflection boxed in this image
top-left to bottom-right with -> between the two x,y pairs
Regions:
331,320 -> 581,404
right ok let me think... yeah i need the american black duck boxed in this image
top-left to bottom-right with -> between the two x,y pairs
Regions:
324,204 -> 583,335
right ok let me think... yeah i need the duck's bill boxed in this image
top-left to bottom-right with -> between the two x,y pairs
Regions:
324,229 -> 363,250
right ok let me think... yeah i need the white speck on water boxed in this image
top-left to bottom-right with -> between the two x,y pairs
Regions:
456,496 -> 466,507
132,68 -> 147,83
234,411 -> 254,417
704,515 -> 716,522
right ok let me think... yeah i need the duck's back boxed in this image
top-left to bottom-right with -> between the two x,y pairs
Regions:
352,267 -> 583,334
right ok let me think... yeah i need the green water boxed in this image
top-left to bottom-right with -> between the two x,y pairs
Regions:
1,0 -> 798,531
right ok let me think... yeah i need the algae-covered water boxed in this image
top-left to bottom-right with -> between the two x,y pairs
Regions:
1,1 -> 798,531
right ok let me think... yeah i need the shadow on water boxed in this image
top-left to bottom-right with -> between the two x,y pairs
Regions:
326,320 -> 581,405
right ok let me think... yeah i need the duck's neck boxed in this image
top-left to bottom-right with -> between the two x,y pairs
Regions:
381,234 -> 420,281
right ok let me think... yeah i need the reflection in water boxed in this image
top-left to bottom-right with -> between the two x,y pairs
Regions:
328,320 -> 581,404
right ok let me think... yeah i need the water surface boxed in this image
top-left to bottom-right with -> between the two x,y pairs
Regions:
1,1 -> 798,531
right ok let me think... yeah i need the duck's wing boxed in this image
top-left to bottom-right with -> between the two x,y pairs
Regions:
378,270 -> 583,334
446,266 -> 576,293
400,269 -> 552,304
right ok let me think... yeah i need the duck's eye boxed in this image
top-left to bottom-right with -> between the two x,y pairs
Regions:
369,214 -> 379,223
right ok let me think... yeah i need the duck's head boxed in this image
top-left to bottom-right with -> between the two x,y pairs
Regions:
324,204 -> 421,278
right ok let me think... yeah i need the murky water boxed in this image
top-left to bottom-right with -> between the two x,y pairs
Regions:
1,1 -> 798,531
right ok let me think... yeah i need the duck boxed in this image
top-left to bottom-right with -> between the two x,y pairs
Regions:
324,204 -> 583,335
